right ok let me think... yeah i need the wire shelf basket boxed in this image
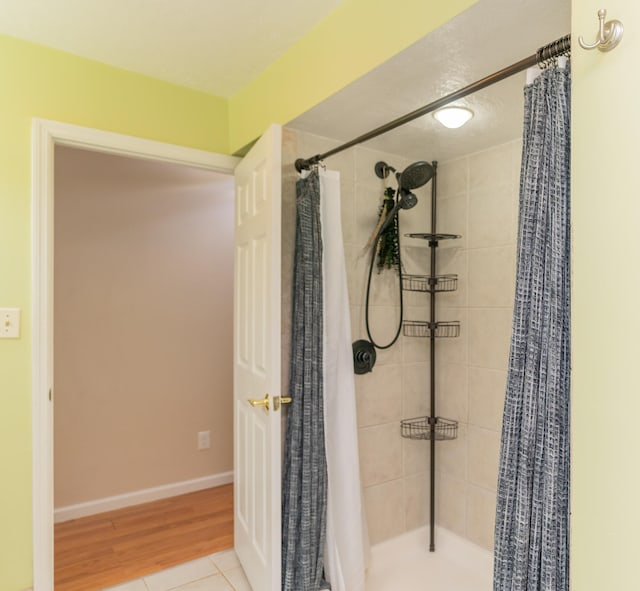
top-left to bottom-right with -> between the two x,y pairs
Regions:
405,232 -> 462,243
402,274 -> 458,293
400,416 -> 458,441
403,320 -> 460,338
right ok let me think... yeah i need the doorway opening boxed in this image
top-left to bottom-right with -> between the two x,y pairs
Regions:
32,119 -> 240,591
52,146 -> 235,590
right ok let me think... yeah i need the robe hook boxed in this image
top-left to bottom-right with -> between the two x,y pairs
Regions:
578,9 -> 623,52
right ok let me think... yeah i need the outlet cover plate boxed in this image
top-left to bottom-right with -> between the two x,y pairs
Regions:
0,308 -> 20,338
198,430 -> 211,450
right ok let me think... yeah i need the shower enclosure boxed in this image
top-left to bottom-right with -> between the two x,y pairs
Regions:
282,125 -> 521,590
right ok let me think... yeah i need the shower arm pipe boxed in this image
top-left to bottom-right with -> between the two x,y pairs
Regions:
294,35 -> 570,172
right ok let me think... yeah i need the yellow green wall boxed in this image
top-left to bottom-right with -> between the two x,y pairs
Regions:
571,0 -> 640,588
0,2 -> 481,587
228,0 -> 478,153
0,33 -> 232,591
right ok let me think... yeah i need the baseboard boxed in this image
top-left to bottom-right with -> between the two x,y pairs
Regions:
54,471 -> 234,523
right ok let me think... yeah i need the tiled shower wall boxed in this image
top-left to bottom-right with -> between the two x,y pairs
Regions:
432,140 -> 521,549
282,127 -> 521,551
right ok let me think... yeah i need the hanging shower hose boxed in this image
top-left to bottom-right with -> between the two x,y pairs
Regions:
364,193 -> 405,350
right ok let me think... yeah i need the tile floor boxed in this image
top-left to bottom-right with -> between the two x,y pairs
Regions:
101,549 -> 249,591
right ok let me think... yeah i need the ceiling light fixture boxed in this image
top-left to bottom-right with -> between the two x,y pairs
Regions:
433,106 -> 474,129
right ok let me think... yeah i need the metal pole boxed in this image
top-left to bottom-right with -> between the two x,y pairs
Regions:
429,161 -> 438,552
295,35 -> 570,172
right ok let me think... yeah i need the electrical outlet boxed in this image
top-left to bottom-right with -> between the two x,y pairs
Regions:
198,430 -> 211,450
0,308 -> 20,338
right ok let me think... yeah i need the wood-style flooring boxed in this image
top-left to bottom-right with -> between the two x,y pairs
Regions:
54,484 -> 234,591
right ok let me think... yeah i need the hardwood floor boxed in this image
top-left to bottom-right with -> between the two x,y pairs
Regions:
54,484 -> 234,591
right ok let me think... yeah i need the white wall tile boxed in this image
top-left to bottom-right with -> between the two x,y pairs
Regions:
355,364 -> 403,427
403,437 -> 430,476
468,308 -> 512,370
359,423 -> 403,486
437,474 -> 467,537
436,422 -> 467,480
355,182 -> 388,248
437,157 -> 468,199
436,363 -> 468,423
468,185 -> 518,249
402,362 -> 430,417
402,335 -> 430,364
468,426 -> 501,491
468,247 -> 516,308
466,485 -> 497,551
404,472 -> 429,528
468,368 -> 507,431
468,143 -> 514,190
363,479 -> 406,544
437,195 -> 467,250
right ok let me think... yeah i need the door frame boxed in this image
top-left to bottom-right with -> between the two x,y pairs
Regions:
31,118 -> 239,591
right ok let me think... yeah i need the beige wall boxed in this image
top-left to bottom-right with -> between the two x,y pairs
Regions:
284,128 -> 520,548
53,147 -> 234,508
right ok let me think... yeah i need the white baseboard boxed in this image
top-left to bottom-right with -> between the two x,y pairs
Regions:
54,471 -> 234,523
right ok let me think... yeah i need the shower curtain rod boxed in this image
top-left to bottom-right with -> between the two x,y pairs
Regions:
294,34 -> 571,173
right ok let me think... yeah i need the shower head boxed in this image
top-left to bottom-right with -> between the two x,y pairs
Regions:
375,160 -> 435,191
397,161 -> 435,191
372,159 -> 432,240
398,189 -> 418,209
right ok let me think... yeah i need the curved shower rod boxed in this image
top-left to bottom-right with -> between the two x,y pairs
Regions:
295,9 -> 623,173
294,34 -> 571,173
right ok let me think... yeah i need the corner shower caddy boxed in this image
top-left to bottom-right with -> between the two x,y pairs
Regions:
399,161 -> 459,552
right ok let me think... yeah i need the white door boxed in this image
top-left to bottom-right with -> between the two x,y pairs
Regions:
234,124 -> 282,591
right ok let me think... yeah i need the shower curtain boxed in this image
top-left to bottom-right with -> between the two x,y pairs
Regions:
494,62 -> 571,591
320,170 -> 369,591
282,169 -> 368,591
493,61 -> 571,591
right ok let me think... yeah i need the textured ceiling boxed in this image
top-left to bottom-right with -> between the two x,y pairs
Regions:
289,0 -> 571,162
0,0 -> 345,96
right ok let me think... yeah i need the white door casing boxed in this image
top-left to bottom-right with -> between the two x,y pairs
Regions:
233,124 -> 282,591
31,119 -> 239,591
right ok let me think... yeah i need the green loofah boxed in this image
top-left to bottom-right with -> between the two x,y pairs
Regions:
376,187 -> 401,273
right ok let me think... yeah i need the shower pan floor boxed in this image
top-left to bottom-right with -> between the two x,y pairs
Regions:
366,526 -> 492,591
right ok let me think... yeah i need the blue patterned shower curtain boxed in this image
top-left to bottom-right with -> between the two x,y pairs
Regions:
493,62 -> 571,591
281,170 -> 328,591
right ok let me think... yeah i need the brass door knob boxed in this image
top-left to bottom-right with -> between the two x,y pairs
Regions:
248,393 -> 270,412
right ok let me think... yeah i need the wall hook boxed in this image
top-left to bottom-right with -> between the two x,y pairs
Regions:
578,9 -> 624,52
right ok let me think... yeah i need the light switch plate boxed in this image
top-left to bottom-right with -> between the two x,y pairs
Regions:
0,308 -> 20,338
